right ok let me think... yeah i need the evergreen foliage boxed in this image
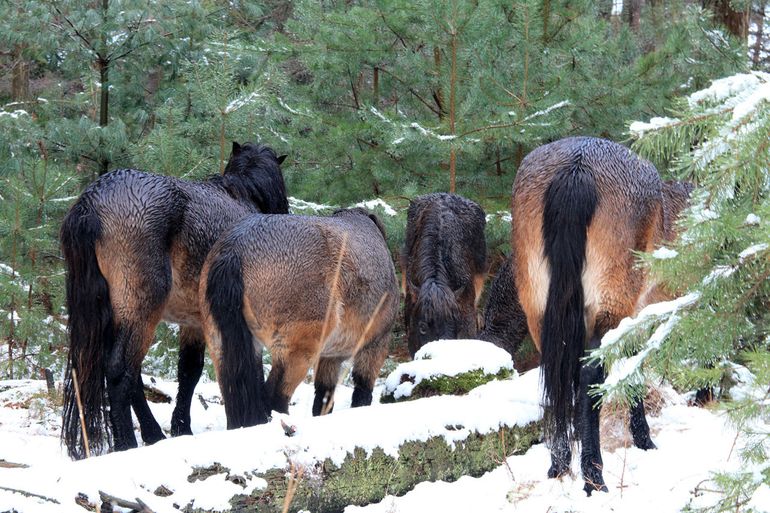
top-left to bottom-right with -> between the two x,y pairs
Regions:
592,70 -> 770,512
0,0 -> 755,391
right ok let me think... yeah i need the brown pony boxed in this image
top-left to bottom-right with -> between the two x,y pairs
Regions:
402,193 -> 487,357
60,142 -> 288,459
510,136 -> 692,494
200,208 -> 399,428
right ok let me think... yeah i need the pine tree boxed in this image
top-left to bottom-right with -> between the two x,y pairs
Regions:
592,70 -> 770,511
273,0 -> 743,205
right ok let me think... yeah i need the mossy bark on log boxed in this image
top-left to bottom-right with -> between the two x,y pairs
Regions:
183,420 -> 541,513
381,368 -> 514,403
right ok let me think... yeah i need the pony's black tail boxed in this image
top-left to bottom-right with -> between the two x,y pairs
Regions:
60,200 -> 114,459
540,159 -> 598,444
206,251 -> 268,429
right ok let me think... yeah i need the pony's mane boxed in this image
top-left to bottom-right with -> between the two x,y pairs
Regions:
410,198 -> 454,286
209,143 -> 289,214
415,279 -> 460,323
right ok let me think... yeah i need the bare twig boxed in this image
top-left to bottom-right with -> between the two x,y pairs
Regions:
319,234 -> 348,345
281,463 -> 305,513
0,485 -> 60,503
71,368 -> 91,459
99,490 -> 155,513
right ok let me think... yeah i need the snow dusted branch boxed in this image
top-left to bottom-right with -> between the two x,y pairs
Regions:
590,293 -> 700,403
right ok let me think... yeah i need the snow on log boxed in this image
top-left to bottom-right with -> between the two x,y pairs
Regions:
0,370 -> 542,513
381,340 -> 514,403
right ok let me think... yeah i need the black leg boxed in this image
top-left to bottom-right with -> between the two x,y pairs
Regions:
266,363 -> 289,414
131,375 -> 165,445
312,357 -> 344,416
171,331 -> 205,436
629,390 -> 656,450
351,371 -> 373,408
547,431 -> 572,478
578,336 -> 608,495
106,325 -> 139,452
313,383 -> 335,416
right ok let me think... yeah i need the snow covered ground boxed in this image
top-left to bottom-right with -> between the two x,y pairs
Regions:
0,361 -> 754,513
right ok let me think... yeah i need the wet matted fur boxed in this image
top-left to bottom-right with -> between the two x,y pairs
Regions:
201,208 -> 399,429
60,142 -> 288,459
401,193 -> 488,357
478,256 -> 528,360
510,136 -> 692,495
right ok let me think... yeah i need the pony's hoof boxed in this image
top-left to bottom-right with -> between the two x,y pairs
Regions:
582,464 -> 607,496
143,431 -> 167,445
584,481 -> 609,496
547,463 -> 569,479
170,426 -> 192,437
634,438 -> 657,451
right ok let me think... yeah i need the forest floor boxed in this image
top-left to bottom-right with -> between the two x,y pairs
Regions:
0,359 -> 755,513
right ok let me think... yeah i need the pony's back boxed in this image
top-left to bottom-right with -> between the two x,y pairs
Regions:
201,209 -> 399,428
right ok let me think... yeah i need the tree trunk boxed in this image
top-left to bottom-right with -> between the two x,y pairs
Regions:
98,57 -> 110,176
627,0 -> 643,32
11,46 -> 30,102
709,0 -> 749,41
433,46 -> 445,120
98,0 -> 111,176
752,1 -> 767,68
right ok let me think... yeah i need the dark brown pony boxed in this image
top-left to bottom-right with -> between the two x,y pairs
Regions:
510,137 -> 692,494
60,142 -> 288,459
200,208 -> 399,428
402,193 -> 487,357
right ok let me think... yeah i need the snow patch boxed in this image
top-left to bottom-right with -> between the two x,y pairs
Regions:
628,116 -> 679,137
745,213 -> 761,226
224,91 -> 260,114
651,246 -> 678,259
383,340 -> 514,400
486,211 -> 512,223
0,110 -> 29,119
352,199 -> 397,216
738,243 -> 768,262
748,484 -> 770,513
288,196 -> 334,213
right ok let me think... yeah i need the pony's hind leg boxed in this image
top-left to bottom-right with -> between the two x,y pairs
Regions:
171,328 -> 205,436
312,356 -> 346,416
266,345 -> 316,415
131,375 -> 165,445
629,389 -> 656,450
100,247 -> 171,451
351,332 -> 389,408
106,321 -> 149,451
577,335 -> 608,495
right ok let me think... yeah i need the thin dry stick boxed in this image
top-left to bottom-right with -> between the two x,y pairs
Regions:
281,463 -> 305,513
352,292 -> 390,354
315,234 -> 349,416
319,233 -> 349,345
320,292 -> 391,416
71,368 -> 91,459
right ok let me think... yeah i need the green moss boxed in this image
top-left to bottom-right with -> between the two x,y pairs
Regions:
381,367 -> 514,403
226,420 -> 541,513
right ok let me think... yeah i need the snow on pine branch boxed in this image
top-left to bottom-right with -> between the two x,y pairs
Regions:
590,293 -> 700,402
224,91 -> 261,114
592,235 -> 770,402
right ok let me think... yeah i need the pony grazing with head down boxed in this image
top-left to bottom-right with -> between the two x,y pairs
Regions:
200,208 -> 399,428
402,193 -> 487,357
510,136 -> 693,494
60,142 -> 288,459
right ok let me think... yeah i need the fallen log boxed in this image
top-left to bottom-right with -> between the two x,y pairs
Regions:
2,369 -> 542,513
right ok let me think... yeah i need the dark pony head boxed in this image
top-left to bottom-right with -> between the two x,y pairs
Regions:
406,279 -> 474,356
219,142 -> 289,214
